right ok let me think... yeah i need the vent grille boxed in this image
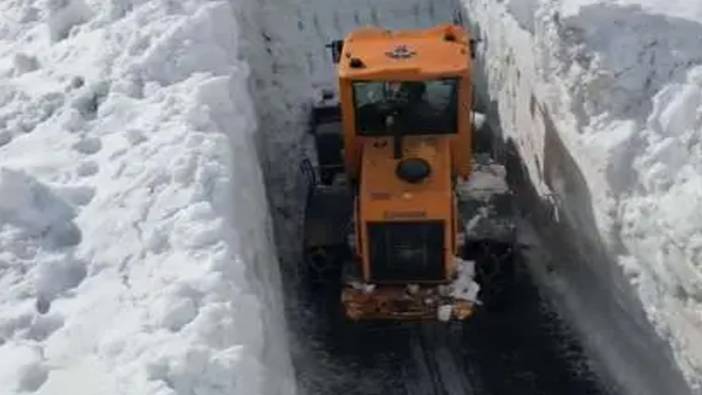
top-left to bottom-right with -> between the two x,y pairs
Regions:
368,221 -> 445,282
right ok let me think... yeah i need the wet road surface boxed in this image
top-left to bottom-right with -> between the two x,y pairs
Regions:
291,260 -> 615,395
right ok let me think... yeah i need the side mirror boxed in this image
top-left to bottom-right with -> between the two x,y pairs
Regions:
326,40 -> 344,64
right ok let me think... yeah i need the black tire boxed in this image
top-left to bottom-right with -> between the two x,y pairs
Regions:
469,241 -> 517,312
304,246 -> 345,288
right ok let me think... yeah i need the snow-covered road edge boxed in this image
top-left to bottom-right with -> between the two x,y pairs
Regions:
461,1 -> 702,394
0,1 -> 295,394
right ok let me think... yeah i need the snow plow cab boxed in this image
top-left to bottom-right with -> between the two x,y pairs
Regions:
303,24 -> 515,321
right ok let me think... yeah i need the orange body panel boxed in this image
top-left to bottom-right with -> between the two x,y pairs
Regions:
359,136 -> 457,282
338,25 -> 470,80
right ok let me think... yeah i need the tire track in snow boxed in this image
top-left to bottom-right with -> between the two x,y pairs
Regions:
404,324 -> 480,395
406,328 -> 444,395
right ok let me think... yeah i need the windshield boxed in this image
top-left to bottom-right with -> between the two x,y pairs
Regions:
353,79 -> 458,136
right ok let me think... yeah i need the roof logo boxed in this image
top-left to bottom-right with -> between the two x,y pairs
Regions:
385,45 -> 416,59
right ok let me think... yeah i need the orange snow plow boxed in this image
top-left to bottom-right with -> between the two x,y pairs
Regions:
302,24 -> 516,321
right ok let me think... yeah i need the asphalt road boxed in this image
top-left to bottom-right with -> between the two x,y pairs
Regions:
290,258 -> 615,395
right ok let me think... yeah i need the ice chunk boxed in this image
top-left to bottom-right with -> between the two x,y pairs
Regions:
0,168 -> 75,234
47,0 -> 92,42
13,53 -> 39,75
0,344 -> 48,392
450,257 -> 481,303
437,305 -> 453,322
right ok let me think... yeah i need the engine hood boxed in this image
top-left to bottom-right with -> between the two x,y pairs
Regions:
360,136 -> 452,222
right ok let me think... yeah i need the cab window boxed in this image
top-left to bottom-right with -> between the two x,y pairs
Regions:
353,79 -> 458,136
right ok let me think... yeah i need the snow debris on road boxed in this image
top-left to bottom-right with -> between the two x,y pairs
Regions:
457,162 -> 510,201
450,258 -> 481,304
461,0 -> 702,394
0,1 -> 295,394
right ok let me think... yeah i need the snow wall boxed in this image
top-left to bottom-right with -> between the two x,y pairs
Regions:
461,1 -> 702,394
0,1 -> 295,394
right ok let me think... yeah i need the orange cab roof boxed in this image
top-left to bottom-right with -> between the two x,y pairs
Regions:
338,24 -> 471,80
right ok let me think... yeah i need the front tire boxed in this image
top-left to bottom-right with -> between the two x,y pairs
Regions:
467,241 -> 516,311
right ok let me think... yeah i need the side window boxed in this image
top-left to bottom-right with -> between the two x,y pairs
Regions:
354,82 -> 384,108
353,82 -> 387,136
425,80 -> 455,110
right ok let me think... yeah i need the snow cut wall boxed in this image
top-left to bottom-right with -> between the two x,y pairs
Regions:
0,1 -> 295,394
461,1 -> 702,394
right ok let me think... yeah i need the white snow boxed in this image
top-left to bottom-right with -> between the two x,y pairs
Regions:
560,0 -> 702,23
0,1 -> 295,394
457,162 -> 510,200
461,0 -> 702,394
449,258 -> 481,304
0,344 -> 49,393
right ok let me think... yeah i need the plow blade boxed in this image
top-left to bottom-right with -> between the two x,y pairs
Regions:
341,283 -> 475,321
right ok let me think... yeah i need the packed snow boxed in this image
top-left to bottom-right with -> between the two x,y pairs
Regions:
449,258 -> 481,304
0,1 -> 295,394
461,0 -> 702,394
457,161 -> 510,200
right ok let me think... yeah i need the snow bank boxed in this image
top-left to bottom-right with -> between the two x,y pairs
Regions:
461,0 -> 702,393
0,1 -> 294,394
